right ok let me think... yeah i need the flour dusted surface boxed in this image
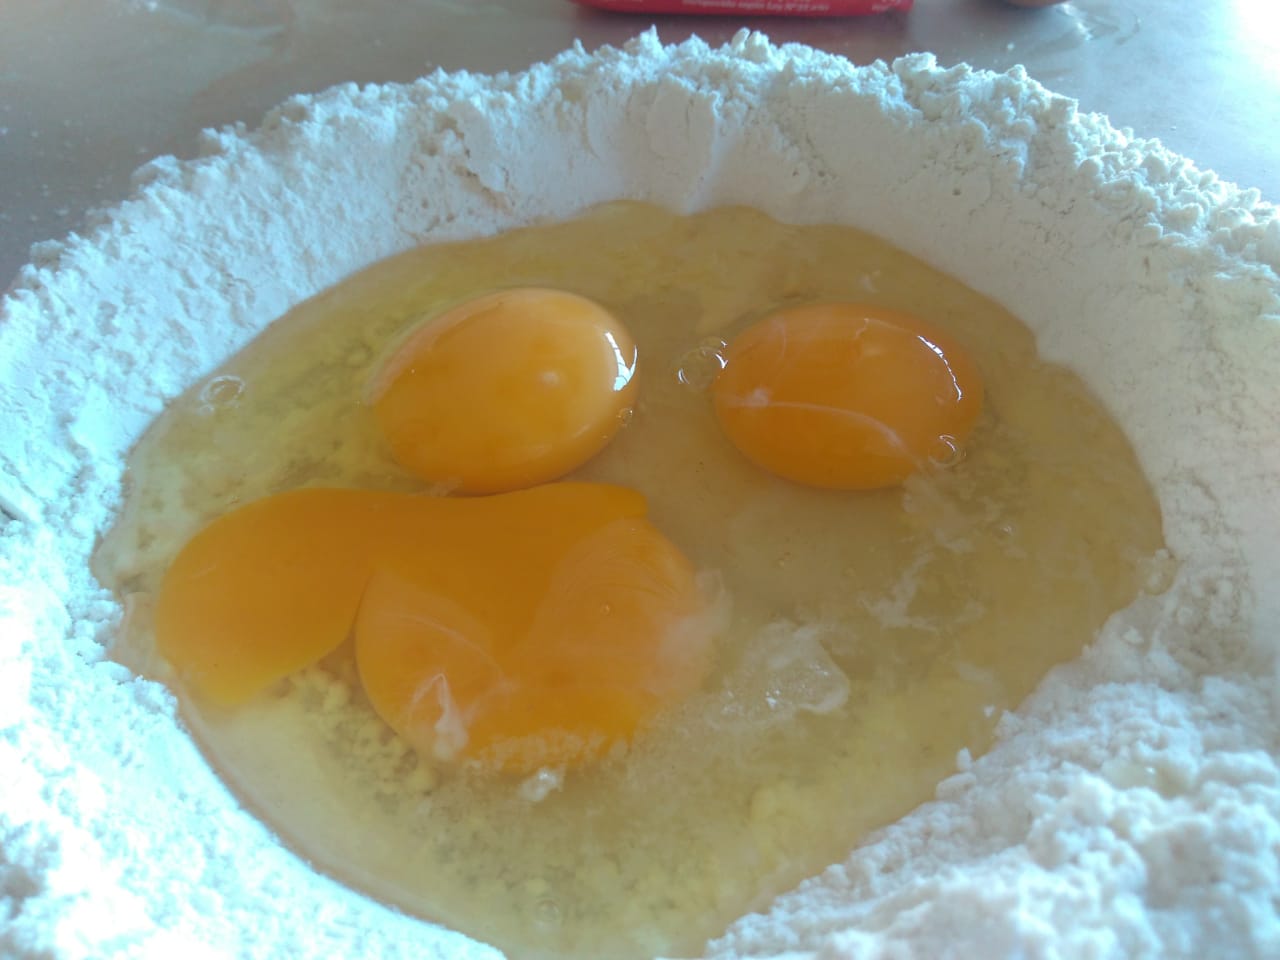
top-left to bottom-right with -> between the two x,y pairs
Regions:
2,31 -> 1278,960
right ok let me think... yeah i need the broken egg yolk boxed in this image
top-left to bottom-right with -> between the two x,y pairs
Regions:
368,288 -> 639,494
711,303 -> 984,490
153,483 -> 719,773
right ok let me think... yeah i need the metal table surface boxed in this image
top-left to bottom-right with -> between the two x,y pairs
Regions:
2,0 -> 1277,292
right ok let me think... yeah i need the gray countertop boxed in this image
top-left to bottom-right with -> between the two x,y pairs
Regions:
2,0 -> 1276,290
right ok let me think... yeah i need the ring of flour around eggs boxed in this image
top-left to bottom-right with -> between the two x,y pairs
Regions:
1,28 -> 1278,960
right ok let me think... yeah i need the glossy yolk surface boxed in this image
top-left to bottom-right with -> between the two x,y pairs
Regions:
368,288 -> 639,495
712,303 -> 984,490
153,484 -> 717,773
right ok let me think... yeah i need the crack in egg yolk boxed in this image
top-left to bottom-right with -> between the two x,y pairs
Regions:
153,484 -> 720,774
711,303 -> 984,491
368,288 -> 639,495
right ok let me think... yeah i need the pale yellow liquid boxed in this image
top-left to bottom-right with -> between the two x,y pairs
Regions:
94,203 -> 1168,960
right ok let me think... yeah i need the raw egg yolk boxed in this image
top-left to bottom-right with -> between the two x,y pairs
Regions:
368,288 -> 639,494
153,483 -> 719,773
711,303 -> 983,490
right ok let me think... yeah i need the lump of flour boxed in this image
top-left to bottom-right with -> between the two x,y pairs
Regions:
1,29 -> 1278,960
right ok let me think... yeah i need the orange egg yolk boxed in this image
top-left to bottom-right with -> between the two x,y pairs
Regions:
368,288 -> 639,494
711,303 -> 984,490
153,483 -> 719,773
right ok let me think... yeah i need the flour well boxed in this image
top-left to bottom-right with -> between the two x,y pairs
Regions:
89,201 -> 1167,959
2,30 -> 1279,960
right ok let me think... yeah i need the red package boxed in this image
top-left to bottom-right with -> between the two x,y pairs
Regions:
571,0 -> 912,15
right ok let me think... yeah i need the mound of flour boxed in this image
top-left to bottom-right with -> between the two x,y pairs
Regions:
2,30 -> 1278,960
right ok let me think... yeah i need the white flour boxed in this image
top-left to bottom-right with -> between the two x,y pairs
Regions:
2,30 -> 1278,960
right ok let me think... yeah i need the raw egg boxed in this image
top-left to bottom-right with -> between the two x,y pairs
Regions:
96,203 -> 1165,960
153,483 -> 720,773
712,302 -> 984,490
368,287 -> 638,494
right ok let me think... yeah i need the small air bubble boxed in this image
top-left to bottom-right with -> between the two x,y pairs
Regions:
518,767 -> 564,803
928,435 -> 965,469
675,337 -> 728,391
533,898 -> 562,929
198,375 -> 244,411
616,406 -> 635,427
